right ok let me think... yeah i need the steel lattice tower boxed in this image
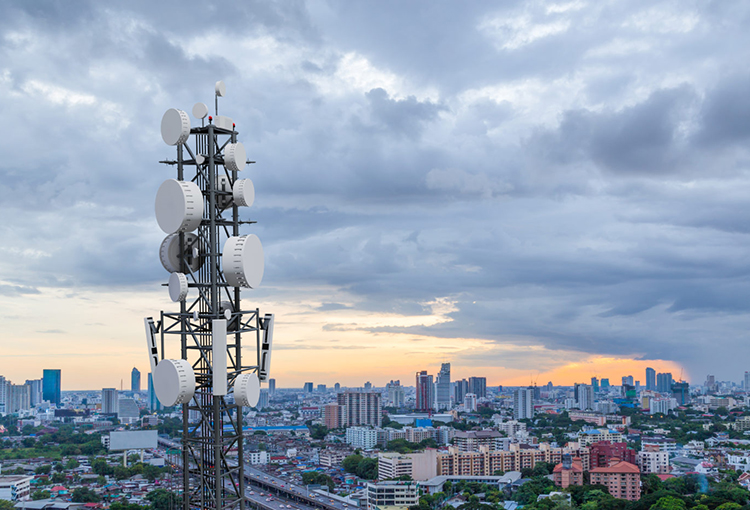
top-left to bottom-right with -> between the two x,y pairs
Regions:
145,82 -> 273,510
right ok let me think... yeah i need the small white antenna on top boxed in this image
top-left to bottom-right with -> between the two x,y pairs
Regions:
215,80 -> 226,116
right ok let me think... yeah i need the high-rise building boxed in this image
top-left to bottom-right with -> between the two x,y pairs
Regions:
646,368 -> 656,391
591,377 -> 599,393
464,393 -> 478,412
147,373 -> 161,412
334,382 -> 341,391
42,369 -> 61,406
744,372 -> 750,391
9,384 -> 31,413
364,381 -> 372,390
268,378 -> 276,396
454,379 -> 469,404
337,391 -> 382,427
601,378 -> 610,389
468,377 -> 487,399
324,403 -> 345,429
656,373 -> 673,393
25,379 -> 43,407
131,368 -> 141,392
671,382 -> 689,405
513,387 -> 534,420
435,363 -> 451,410
303,382 -> 313,393
415,371 -> 434,412
258,389 -> 269,410
0,376 -> 8,414
102,388 -> 119,414
621,375 -> 634,386
317,384 -> 327,393
386,380 -> 405,407
575,384 -> 594,410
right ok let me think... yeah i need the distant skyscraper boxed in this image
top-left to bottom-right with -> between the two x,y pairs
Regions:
258,389 -> 269,410
268,378 -> 276,395
337,391 -> 381,427
303,382 -> 313,393
745,372 -> 750,391
601,378 -> 610,388
415,371 -> 434,412
656,373 -> 673,393
621,375 -> 634,386
513,387 -> 534,420
576,384 -> 594,410
317,384 -> 327,393
9,384 -> 31,413
334,382 -> 341,391
25,379 -> 43,406
435,363 -> 451,410
646,368 -> 656,391
364,381 -> 372,390
591,377 -> 599,393
42,369 -> 61,406
454,379 -> 469,404
147,373 -> 161,412
672,381 -> 689,405
468,377 -> 487,399
323,403 -> 345,429
386,380 -> 405,407
102,388 -> 119,414
0,376 -> 8,413
131,368 -> 141,392
464,393 -> 477,412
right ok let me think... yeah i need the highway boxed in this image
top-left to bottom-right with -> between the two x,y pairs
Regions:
157,437 -> 357,510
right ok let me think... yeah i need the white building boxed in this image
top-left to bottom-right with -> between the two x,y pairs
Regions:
247,451 -> 270,465
513,388 -> 534,420
498,420 -> 526,437
366,481 -> 419,510
638,449 -> 670,474
0,475 -> 33,502
650,398 -> 677,415
346,427 -> 380,449
464,393 -> 477,412
577,429 -> 623,446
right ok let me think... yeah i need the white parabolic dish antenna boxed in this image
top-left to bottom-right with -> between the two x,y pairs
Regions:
224,142 -> 246,172
234,372 -> 260,407
233,179 -> 255,207
154,359 -> 195,406
160,233 -> 204,273
161,108 -> 191,146
192,102 -> 208,120
155,179 -> 204,234
215,80 -> 226,97
222,235 -> 264,288
168,272 -> 189,302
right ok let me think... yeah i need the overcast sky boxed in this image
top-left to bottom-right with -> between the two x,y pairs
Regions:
1,1 -> 749,389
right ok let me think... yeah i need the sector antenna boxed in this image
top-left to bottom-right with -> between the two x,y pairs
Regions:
144,80 -> 273,510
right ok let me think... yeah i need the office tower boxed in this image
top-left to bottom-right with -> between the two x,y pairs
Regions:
102,388 -> 119,414
621,375 -> 634,386
415,371 -> 434,412
464,393 -> 477,412
337,391 -> 381,427
656,373 -> 673,393
258,389 -> 269,410
334,382 -> 341,391
591,377 -> 599,393
386,380 -> 405,407
25,379 -> 43,406
364,381 -> 372,390
435,363 -> 451,410
117,398 -> 139,424
268,378 -> 276,395
131,368 -> 141,392
513,387 -> 534,420
0,376 -> 7,413
303,382 -> 313,393
576,384 -> 594,410
646,368 -> 656,391
533,385 -> 541,400
672,382 -> 689,405
454,379 -> 469,404
317,384 -> 327,393
147,373 -> 161,412
42,369 -> 61,406
601,378 -> 610,389
546,381 -> 553,390
468,377 -> 487,399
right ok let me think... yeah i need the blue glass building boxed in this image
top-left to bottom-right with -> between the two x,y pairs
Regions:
42,369 -> 61,406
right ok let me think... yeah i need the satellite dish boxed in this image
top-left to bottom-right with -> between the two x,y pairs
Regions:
224,143 -> 246,172
234,372 -> 260,407
222,235 -> 264,288
192,102 -> 208,120
217,174 -> 233,209
168,272 -> 189,302
161,108 -> 191,146
159,233 -> 204,273
155,179 -> 204,234
195,154 -> 205,165
215,80 -> 226,97
233,179 -> 255,207
154,359 -> 195,406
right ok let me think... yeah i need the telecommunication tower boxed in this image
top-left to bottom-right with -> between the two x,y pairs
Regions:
144,81 -> 274,510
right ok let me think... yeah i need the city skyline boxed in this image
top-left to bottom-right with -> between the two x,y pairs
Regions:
2,2 -> 750,388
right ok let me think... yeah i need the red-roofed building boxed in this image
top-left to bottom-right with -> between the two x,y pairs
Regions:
590,460 -> 641,501
552,455 -> 584,489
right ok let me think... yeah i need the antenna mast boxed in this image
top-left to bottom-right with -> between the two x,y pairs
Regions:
145,81 -> 274,510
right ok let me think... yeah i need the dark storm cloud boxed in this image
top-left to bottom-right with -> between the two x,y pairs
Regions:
3,0 -> 750,382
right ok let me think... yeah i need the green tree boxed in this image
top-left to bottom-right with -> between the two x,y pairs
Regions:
71,487 -> 101,503
0,500 -> 16,510
65,458 -> 80,470
357,458 -> 378,480
146,489 -> 180,510
32,490 -> 51,500
51,472 -> 66,483
35,464 -> 51,475
650,496 -> 687,510
342,454 -> 364,474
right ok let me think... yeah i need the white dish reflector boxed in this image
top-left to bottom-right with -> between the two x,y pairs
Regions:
155,179 -> 204,234
224,143 -> 246,172
161,108 -> 191,146
234,372 -> 260,408
233,179 -> 255,207
192,102 -> 208,120
215,80 -> 226,97
154,359 -> 195,406
159,233 -> 204,273
222,235 -> 264,288
168,272 -> 188,302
